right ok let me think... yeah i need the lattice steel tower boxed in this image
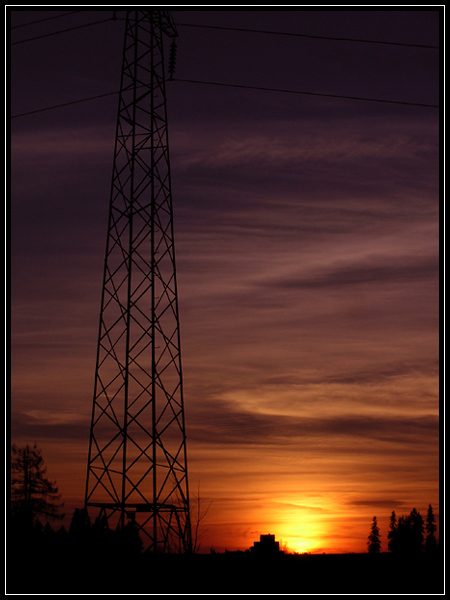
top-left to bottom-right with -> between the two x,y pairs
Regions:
84,10 -> 191,553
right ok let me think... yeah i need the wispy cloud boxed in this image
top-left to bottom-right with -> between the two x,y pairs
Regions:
11,125 -> 114,161
188,393 -> 438,446
257,254 -> 438,290
172,117 -> 438,170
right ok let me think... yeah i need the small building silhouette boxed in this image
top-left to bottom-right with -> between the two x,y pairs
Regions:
250,533 -> 283,555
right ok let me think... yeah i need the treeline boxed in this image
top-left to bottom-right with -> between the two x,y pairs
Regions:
368,505 -> 438,554
9,443 -> 143,558
9,506 -> 143,559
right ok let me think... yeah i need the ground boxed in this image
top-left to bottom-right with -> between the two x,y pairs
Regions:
7,549 -> 444,594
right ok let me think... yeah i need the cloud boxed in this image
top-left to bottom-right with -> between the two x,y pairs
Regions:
172,115 -> 438,170
258,254 -> 438,290
22,409 -> 86,427
11,411 -> 90,442
11,125 -> 114,162
345,498 -> 415,510
258,356 -> 438,386
170,116 -> 438,216
188,395 -> 439,449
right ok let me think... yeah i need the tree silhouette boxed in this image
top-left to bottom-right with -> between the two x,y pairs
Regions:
387,510 -> 397,553
191,483 -> 213,553
367,516 -> 381,553
395,515 -> 412,553
387,507 -> 424,554
114,519 -> 144,555
11,444 -> 63,529
69,507 -> 91,537
409,507 -> 424,552
425,504 -> 437,553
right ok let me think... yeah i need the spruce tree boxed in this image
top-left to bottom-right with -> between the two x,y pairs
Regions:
387,510 -> 397,553
409,508 -> 424,553
425,504 -> 437,553
387,507 -> 425,554
367,516 -> 381,553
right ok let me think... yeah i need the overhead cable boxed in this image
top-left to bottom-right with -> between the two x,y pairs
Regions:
11,17 -> 113,46
175,21 -> 439,50
11,77 -> 438,119
11,11 -> 80,30
171,78 -> 439,108
11,89 -> 121,118
11,14 -> 439,51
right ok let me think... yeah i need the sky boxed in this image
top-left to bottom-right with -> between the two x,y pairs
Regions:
10,8 -> 441,554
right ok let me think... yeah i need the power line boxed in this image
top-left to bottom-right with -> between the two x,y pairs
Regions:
94,15 -> 440,51
10,89 -> 120,119
10,77 -> 438,119
11,11 -> 80,30
175,21 -> 439,50
10,13 -> 439,52
172,78 -> 438,108
11,17 -> 113,46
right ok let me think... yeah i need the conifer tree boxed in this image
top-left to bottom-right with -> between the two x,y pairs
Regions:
367,516 -> 381,553
387,510 -> 397,553
425,504 -> 437,553
11,443 -> 63,527
387,507 -> 425,554
409,508 -> 424,553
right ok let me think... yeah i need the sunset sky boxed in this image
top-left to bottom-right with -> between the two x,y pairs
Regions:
10,9 -> 440,554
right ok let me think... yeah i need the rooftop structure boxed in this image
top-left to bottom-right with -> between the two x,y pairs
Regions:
250,534 -> 284,555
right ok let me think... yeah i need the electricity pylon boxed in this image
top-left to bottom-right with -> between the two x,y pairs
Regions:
84,10 -> 191,553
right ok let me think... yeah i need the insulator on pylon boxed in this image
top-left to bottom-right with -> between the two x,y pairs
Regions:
169,40 -> 177,79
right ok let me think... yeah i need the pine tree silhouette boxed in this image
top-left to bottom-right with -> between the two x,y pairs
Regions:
425,504 -> 437,553
367,516 -> 381,553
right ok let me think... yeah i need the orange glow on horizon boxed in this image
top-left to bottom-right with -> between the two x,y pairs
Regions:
14,430 -> 438,556
190,481 -> 440,555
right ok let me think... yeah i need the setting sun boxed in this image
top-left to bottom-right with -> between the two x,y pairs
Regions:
276,515 -> 327,554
